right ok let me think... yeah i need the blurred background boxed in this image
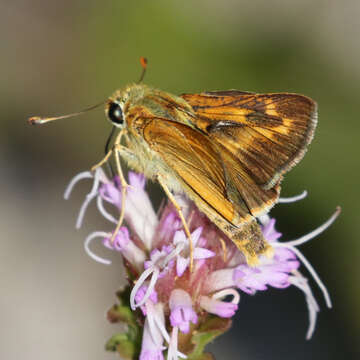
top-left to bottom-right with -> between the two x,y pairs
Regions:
1,1 -> 359,359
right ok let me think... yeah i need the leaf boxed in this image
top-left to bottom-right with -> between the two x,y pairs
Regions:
185,316 -> 232,360
107,285 -> 137,327
105,333 -> 139,360
196,353 -> 216,360
107,303 -> 136,326
105,285 -> 142,359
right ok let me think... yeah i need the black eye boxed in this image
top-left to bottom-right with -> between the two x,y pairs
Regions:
108,102 -> 123,125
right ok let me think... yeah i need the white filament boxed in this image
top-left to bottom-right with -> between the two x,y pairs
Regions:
63,171 -> 93,200
278,190 -> 308,203
212,288 -> 240,304
84,231 -> 112,265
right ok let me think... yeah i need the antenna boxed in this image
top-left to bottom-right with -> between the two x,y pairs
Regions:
28,101 -> 105,126
138,56 -> 148,83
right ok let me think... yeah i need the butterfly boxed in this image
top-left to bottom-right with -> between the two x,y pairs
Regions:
29,60 -> 317,267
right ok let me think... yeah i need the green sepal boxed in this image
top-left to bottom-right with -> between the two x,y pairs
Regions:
105,331 -> 140,360
183,316 -> 232,360
107,285 -> 136,327
195,353 -> 216,360
105,285 -> 142,359
107,303 -> 136,326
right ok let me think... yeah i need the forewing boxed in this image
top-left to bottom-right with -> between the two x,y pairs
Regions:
182,91 -> 317,192
142,118 -> 254,224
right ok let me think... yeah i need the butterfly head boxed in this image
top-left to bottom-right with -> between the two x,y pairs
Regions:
106,83 -> 149,128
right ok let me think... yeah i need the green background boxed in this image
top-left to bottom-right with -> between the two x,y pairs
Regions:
1,1 -> 358,359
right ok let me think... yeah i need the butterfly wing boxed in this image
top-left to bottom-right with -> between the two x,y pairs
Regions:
142,118 -> 247,224
141,116 -> 273,264
181,91 -> 317,216
142,116 -> 280,224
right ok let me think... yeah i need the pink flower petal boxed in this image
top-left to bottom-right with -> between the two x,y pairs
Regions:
176,255 -> 189,277
193,247 -> 215,259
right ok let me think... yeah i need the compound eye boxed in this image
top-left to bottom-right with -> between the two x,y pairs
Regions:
107,102 -> 123,125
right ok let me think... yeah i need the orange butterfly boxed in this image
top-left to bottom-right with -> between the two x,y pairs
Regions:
29,62 -> 317,268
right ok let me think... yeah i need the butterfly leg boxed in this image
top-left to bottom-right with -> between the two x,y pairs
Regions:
157,175 -> 194,272
91,128 -> 127,172
90,129 -> 130,245
107,133 -> 132,245
90,129 -> 133,173
91,149 -> 113,172
218,237 -> 228,262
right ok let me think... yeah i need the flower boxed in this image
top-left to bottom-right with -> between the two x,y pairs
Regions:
233,218 -> 300,294
139,303 -> 166,360
200,289 -> 239,318
172,228 -> 215,277
65,168 -> 340,358
169,289 -> 198,333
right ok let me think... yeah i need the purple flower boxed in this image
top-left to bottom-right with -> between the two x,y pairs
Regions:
65,170 -> 341,358
261,218 -> 282,242
99,172 -> 158,250
232,219 -> 300,294
103,227 -> 146,270
139,303 -> 166,360
134,285 -> 158,316
172,228 -> 215,277
130,245 -> 176,310
234,263 -> 293,294
169,289 -> 198,333
200,289 -> 240,318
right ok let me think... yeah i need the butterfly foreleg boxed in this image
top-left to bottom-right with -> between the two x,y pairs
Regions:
90,128 -> 126,172
105,133 -> 136,245
90,129 -> 132,245
157,175 -> 194,272
90,148 -> 113,172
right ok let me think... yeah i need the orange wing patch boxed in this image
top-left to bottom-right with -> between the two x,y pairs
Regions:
142,118 -> 241,224
182,91 -> 317,191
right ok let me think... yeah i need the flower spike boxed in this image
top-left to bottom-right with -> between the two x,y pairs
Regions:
64,169 -> 340,357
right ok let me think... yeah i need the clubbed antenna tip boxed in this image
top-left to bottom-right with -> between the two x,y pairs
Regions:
28,116 -> 45,125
